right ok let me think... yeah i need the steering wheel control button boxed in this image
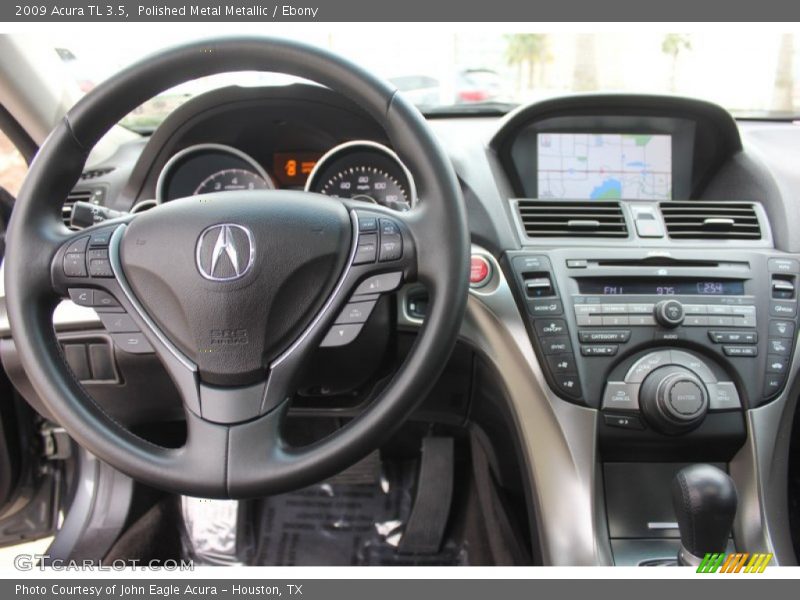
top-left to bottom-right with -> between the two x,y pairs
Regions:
88,258 -> 114,277
353,234 -> 378,264
64,236 -> 90,255
98,313 -> 139,333
320,324 -> 363,347
63,254 -> 87,277
578,330 -> 630,343
602,382 -> 639,410
534,319 -> 567,337
335,300 -> 377,325
469,255 -> 492,288
357,216 -> 378,232
89,230 -> 113,247
654,299 -> 684,328
354,272 -> 402,295
707,382 -> 741,411
378,236 -> 403,262
111,333 -> 154,354
92,290 -> 122,311
68,288 -> 94,307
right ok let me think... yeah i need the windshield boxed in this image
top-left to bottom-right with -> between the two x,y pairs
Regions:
45,29 -> 800,130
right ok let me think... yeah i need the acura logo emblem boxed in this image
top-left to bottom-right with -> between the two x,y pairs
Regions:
195,224 -> 255,281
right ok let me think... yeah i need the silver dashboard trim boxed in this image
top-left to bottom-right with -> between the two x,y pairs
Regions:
458,248 -> 612,566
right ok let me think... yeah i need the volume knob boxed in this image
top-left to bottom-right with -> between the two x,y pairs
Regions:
654,299 -> 684,328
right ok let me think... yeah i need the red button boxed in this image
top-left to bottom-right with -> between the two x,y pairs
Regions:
470,256 -> 491,286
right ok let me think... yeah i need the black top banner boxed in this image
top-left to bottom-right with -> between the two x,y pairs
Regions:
3,0 -> 800,22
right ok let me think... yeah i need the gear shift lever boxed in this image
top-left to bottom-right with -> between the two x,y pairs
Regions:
671,464 -> 738,566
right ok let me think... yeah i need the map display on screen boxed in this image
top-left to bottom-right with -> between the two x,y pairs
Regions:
537,133 -> 672,200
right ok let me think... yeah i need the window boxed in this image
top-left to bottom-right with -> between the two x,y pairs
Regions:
0,128 -> 27,197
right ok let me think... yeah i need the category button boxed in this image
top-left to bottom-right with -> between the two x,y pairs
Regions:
578,330 -> 630,343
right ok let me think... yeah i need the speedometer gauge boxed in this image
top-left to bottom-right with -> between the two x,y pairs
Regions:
306,141 -> 415,211
320,166 -> 410,211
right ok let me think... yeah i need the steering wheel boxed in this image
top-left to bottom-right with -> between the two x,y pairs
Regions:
4,38 -> 469,498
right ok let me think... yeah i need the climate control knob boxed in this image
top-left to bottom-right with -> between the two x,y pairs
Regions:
640,365 -> 709,434
654,299 -> 684,328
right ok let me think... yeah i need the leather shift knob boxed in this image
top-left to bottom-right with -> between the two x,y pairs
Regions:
671,464 -> 737,565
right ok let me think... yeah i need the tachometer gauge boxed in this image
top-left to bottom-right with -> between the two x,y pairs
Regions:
194,168 -> 270,195
156,143 -> 274,202
306,141 -> 415,211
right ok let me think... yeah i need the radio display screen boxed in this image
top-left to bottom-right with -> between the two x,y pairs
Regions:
578,278 -> 745,296
537,133 -> 672,200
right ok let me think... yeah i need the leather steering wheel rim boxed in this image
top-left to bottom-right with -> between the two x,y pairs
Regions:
4,37 -> 469,498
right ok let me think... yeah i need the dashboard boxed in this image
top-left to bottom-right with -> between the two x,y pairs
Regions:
4,81 -> 800,566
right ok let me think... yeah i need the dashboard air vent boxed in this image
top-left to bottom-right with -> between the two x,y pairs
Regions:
80,167 -> 114,180
660,202 -> 761,240
515,200 -> 628,238
63,189 -> 93,228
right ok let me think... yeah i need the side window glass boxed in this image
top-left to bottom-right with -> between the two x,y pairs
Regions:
0,128 -> 28,196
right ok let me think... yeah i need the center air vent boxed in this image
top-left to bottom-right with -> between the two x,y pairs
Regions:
515,200 -> 628,238
660,202 -> 761,240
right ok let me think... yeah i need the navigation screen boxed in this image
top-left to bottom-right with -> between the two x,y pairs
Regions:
537,133 -> 672,200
